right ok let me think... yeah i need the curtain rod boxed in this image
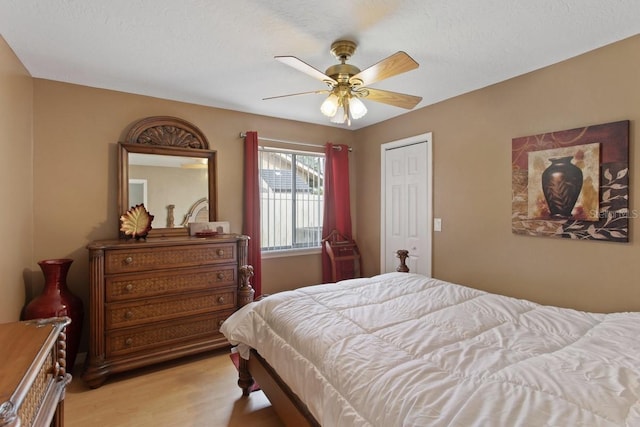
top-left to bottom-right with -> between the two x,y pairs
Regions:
239,132 -> 352,152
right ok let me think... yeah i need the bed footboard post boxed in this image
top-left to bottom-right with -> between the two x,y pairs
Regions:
238,356 -> 255,396
238,265 -> 255,307
396,249 -> 410,272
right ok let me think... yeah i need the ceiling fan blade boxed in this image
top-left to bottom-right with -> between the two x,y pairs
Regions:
263,89 -> 330,100
362,88 -> 422,109
350,51 -> 419,87
275,56 -> 338,86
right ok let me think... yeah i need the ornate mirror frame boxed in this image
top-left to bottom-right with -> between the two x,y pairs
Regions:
118,116 -> 218,238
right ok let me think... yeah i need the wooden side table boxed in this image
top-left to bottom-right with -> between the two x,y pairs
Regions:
0,317 -> 71,427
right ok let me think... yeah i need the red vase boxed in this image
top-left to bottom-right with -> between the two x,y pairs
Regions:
23,258 -> 84,371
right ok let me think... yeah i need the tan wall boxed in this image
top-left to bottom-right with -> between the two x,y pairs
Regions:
0,36 -> 34,322
354,34 -> 640,313
262,253 -> 324,294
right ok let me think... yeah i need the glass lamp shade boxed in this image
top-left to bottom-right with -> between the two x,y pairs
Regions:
349,96 -> 367,120
330,105 -> 347,123
320,93 -> 339,117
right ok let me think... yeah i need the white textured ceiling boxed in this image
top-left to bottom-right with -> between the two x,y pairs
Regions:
1,0 -> 639,130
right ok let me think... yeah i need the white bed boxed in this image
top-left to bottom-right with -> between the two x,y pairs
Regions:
221,272 -> 640,426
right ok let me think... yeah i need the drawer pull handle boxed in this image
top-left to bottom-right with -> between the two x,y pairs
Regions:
217,272 -> 225,280
218,296 -> 225,304
124,311 -> 133,319
124,256 -> 133,264
217,249 -> 224,257
125,283 -> 134,292
125,338 -> 133,346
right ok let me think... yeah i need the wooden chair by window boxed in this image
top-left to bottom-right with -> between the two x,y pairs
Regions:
323,230 -> 362,282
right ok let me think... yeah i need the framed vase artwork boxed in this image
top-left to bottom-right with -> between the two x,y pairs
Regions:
512,120 -> 629,242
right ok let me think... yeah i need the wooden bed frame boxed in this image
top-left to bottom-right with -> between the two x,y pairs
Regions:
235,250 -> 411,426
239,350 -> 319,427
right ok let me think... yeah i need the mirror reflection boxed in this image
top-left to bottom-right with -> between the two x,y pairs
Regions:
128,153 -> 208,228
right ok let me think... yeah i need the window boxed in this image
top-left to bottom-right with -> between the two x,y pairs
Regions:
259,147 -> 325,252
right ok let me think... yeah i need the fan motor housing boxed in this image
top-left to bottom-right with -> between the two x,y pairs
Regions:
325,63 -> 360,83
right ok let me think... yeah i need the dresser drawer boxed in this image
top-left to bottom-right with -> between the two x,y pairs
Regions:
105,265 -> 237,302
106,311 -> 234,357
106,288 -> 237,330
105,243 -> 237,274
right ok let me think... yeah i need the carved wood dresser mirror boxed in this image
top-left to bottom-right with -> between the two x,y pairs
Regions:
118,116 -> 218,237
83,116 -> 253,388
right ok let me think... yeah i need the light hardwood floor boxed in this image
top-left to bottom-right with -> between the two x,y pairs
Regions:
64,348 -> 284,427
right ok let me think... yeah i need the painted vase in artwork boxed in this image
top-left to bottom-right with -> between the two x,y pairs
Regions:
541,156 -> 583,218
23,258 -> 84,370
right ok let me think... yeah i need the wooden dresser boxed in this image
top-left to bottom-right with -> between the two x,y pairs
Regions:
0,317 -> 71,427
82,235 -> 253,388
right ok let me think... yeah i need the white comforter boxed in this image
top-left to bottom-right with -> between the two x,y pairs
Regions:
221,273 -> 640,426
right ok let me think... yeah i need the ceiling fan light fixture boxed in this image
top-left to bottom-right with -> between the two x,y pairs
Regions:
330,104 -> 347,124
322,92 -> 365,125
349,96 -> 367,120
320,93 -> 340,117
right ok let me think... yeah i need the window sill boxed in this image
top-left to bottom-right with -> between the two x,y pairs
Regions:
261,247 -> 321,259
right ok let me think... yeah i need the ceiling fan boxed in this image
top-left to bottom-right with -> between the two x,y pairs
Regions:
265,40 -> 423,126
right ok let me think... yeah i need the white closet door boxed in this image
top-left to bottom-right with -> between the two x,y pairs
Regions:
381,133 -> 432,276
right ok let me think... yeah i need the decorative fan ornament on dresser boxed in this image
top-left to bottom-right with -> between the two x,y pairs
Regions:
265,40 -> 423,126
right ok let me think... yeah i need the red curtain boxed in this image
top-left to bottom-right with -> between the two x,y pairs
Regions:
243,131 -> 262,297
322,143 -> 353,282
